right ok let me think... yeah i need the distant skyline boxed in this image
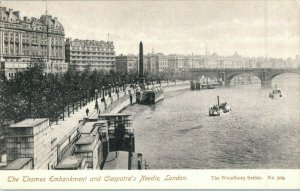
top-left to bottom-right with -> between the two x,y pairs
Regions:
2,0 -> 300,58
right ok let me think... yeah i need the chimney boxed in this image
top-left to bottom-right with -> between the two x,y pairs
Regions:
13,11 -> 20,18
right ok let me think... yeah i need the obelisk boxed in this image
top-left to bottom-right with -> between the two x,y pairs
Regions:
138,41 -> 145,89
139,41 -> 144,79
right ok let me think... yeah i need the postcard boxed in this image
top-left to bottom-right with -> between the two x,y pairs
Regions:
0,0 -> 299,189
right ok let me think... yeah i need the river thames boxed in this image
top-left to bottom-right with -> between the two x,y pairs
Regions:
123,74 -> 300,169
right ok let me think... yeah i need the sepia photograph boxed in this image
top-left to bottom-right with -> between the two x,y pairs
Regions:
0,0 -> 299,187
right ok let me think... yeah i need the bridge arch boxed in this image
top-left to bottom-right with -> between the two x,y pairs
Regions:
225,72 -> 261,86
267,71 -> 300,82
264,71 -> 300,88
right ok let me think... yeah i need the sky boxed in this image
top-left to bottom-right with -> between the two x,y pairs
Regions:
1,0 -> 300,58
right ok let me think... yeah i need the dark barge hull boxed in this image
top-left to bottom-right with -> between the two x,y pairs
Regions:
136,90 -> 164,105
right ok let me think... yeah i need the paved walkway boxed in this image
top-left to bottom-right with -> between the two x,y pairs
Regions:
49,82 -> 189,146
50,92 -> 119,145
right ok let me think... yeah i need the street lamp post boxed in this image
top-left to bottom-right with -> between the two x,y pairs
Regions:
102,86 -> 105,102
62,92 -> 65,121
109,84 -> 112,97
95,89 -> 98,110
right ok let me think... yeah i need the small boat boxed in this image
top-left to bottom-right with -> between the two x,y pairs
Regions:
209,106 -> 220,116
219,102 -> 231,113
209,96 -> 231,116
269,84 -> 282,99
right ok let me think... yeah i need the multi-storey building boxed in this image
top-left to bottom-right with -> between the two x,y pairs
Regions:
65,38 -> 116,72
155,53 -> 168,73
145,54 -> 157,74
0,6 -> 67,79
116,54 -> 138,74
167,54 -> 187,73
167,54 -> 178,73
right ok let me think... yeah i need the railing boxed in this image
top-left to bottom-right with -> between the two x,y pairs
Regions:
53,82 -> 189,166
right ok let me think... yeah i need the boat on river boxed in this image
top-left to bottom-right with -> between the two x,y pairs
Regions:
269,84 -> 282,99
209,106 -> 220,116
219,102 -> 231,113
136,86 -> 164,105
209,96 -> 231,117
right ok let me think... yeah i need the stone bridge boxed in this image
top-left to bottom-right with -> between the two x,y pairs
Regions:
190,68 -> 300,88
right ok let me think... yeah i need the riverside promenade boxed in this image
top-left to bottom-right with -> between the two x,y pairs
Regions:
1,81 -> 189,169
51,81 -> 189,168
52,80 -> 189,146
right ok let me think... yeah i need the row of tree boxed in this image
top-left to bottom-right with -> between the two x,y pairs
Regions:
0,65 -> 191,134
1,67 -> 135,124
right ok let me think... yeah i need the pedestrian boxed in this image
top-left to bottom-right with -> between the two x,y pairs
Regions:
95,102 -> 99,110
86,108 -> 89,116
116,89 -> 119,99
129,94 -> 133,106
128,89 -> 133,106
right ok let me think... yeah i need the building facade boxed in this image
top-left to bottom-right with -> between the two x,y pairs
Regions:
143,54 -> 157,74
0,6 -> 67,79
116,54 -> 138,74
65,38 -> 116,72
155,53 -> 168,73
6,118 -> 52,169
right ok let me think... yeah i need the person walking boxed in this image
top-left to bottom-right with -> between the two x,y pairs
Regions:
86,108 -> 89,116
128,89 -> 133,106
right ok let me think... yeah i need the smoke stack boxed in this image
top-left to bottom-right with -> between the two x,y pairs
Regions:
139,41 -> 144,78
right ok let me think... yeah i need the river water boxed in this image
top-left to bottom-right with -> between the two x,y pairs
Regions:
123,74 -> 300,169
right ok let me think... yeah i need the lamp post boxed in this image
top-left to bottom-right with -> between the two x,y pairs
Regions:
102,86 -> 105,102
95,89 -> 98,110
108,84 -> 112,97
116,82 -> 119,99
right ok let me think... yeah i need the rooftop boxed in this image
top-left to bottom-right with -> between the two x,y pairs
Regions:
99,114 -> 131,117
75,135 -> 96,145
55,156 -> 84,169
4,158 -> 32,170
0,6 -> 64,33
80,122 -> 96,134
10,118 -> 48,128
